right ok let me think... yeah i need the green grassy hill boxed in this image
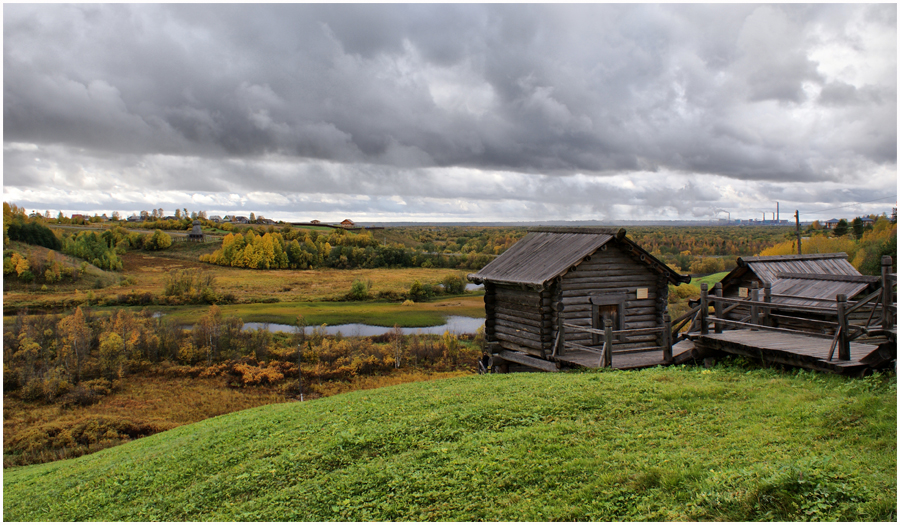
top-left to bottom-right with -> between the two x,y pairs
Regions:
3,363 -> 896,521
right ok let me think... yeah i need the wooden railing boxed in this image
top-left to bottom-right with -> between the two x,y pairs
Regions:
555,301 -> 672,368
692,255 -> 896,362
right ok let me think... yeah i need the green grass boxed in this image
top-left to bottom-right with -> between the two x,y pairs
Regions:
691,271 -> 729,288
4,362 -> 895,521
152,296 -> 486,327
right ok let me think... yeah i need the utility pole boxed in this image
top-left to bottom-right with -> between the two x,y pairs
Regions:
795,210 -> 802,255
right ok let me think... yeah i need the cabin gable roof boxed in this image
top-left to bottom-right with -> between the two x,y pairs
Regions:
735,253 -> 860,284
720,253 -> 875,309
469,227 -> 689,288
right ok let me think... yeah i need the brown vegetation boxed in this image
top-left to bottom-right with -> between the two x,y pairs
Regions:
3,303 -> 484,467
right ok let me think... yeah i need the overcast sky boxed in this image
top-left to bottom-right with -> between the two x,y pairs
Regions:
3,3 -> 897,223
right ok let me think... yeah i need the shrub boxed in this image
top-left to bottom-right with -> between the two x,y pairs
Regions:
41,368 -> 72,402
6,218 -> 61,250
347,279 -> 371,301
59,379 -> 114,408
689,257 -> 725,275
441,273 -> 467,295
669,283 -> 701,302
3,363 -> 19,391
5,415 -> 164,458
144,230 -> 173,251
230,363 -> 285,386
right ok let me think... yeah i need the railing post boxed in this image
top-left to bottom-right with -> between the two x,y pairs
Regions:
750,282 -> 760,329
836,294 -> 850,360
603,318 -> 613,368
714,282 -> 723,334
662,313 -> 672,363
882,255 -> 894,332
556,301 -> 565,357
763,282 -> 772,326
700,283 -> 709,335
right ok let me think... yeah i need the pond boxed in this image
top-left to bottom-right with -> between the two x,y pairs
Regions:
241,315 -> 484,336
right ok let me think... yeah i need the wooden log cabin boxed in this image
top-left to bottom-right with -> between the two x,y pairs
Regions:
686,254 -> 896,374
468,227 -> 690,371
716,253 -> 882,336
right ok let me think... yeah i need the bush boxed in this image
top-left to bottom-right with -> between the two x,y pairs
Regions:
41,369 -> 73,402
689,257 -> 726,275
164,269 -> 217,303
669,283 -> 701,302
5,415 -> 164,458
441,273 -> 467,295
144,230 -> 173,251
229,363 -> 285,386
3,363 -> 19,391
6,218 -> 61,250
59,379 -> 114,408
347,279 -> 371,301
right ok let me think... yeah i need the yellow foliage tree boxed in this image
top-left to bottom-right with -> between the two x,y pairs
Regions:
57,307 -> 91,382
98,332 -> 125,379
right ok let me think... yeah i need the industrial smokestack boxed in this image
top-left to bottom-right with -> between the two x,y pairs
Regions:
777,202 -> 779,222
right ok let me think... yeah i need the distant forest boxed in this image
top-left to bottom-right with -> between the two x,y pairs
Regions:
4,200 -> 896,280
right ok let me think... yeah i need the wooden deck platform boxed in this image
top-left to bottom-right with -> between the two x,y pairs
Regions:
491,331 -> 893,374
555,349 -> 662,370
693,330 -> 889,374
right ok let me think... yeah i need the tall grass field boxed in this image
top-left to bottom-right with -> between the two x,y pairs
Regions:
4,361 -> 895,521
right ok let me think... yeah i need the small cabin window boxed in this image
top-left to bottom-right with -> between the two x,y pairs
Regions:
590,294 -> 625,344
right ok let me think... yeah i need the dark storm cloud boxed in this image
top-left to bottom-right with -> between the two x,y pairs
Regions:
3,3 -> 896,220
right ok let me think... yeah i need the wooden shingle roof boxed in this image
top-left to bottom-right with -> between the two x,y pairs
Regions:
468,227 -> 689,288
722,253 -> 876,309
737,253 -> 860,284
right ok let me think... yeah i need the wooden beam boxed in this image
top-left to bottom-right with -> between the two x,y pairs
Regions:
496,350 -> 560,372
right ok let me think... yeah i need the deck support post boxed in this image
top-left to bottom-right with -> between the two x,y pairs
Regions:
882,256 -> 894,332
714,282 -> 723,333
763,282 -> 772,326
603,318 -> 613,368
556,301 -> 565,357
836,294 -> 850,361
700,283 -> 709,335
750,282 -> 760,329
662,313 -> 672,363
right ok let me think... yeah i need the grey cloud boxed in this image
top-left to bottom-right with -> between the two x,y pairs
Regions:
3,3 -> 896,221
819,82 -> 887,107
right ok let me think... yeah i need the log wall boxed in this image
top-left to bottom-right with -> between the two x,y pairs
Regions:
555,243 -> 666,350
491,284 -> 552,357
486,241 -> 671,358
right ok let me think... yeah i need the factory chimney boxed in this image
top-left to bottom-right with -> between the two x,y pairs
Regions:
777,202 -> 779,222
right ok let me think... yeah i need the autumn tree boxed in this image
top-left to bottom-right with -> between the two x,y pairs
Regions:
58,307 -> 92,382
144,229 -> 173,251
195,305 -> 224,364
98,332 -> 125,380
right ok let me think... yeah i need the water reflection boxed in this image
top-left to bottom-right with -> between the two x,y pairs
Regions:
241,315 -> 484,336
